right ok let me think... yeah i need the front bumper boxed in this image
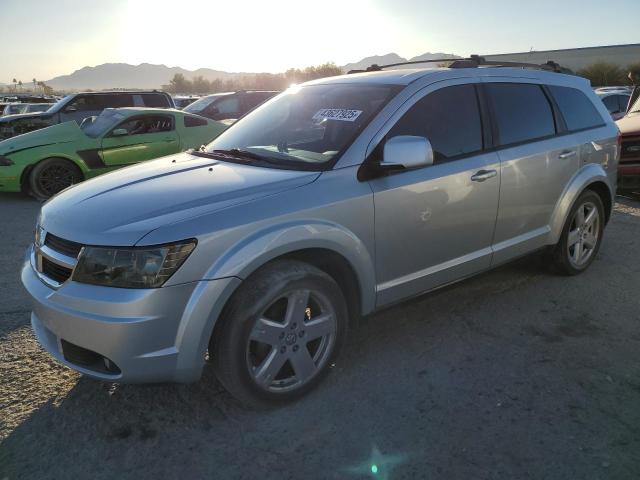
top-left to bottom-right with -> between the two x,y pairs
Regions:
21,247 -> 240,383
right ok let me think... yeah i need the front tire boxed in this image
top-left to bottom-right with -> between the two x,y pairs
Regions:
211,260 -> 348,408
28,158 -> 82,201
549,190 -> 605,275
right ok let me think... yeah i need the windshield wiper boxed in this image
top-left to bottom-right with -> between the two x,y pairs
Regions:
211,148 -> 282,164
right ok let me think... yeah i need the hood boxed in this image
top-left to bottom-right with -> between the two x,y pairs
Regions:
0,121 -> 83,155
40,152 -> 321,246
0,111 -> 50,124
616,113 -> 640,136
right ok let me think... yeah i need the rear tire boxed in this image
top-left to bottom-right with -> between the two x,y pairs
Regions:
28,158 -> 82,201
211,260 -> 348,408
548,190 -> 604,275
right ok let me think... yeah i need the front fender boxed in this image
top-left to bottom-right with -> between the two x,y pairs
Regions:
204,219 -> 377,315
549,163 -> 613,244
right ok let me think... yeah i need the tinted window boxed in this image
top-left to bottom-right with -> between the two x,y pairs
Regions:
618,95 -> 631,112
244,92 -> 277,111
141,94 -> 170,108
184,115 -> 208,127
108,94 -> 134,108
602,95 -> 619,113
110,115 -> 174,136
548,85 -> 604,132
215,96 -> 240,115
388,84 -> 483,162
486,83 -> 555,146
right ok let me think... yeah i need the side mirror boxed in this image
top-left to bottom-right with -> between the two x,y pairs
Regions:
111,128 -> 128,137
381,135 -> 433,170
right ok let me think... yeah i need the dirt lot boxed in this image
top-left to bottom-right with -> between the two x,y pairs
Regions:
1,192 -> 639,479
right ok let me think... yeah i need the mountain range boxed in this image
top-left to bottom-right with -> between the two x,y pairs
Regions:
34,52 -> 461,91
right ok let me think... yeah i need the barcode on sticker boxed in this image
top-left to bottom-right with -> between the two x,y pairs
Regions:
312,108 -> 362,122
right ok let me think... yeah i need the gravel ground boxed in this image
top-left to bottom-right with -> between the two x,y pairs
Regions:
1,192 -> 639,480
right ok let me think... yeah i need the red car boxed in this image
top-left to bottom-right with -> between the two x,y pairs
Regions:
616,88 -> 640,194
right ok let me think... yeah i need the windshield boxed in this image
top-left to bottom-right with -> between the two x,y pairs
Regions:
82,109 -> 126,138
204,84 -> 398,169
184,94 -> 229,114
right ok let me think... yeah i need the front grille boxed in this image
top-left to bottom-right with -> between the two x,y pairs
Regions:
621,136 -> 640,162
42,256 -> 72,283
45,233 -> 83,257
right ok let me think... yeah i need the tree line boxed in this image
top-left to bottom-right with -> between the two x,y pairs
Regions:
577,61 -> 640,87
162,62 -> 343,94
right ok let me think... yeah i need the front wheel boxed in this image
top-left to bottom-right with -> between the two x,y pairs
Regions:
28,158 -> 82,201
211,260 -> 348,408
549,190 -> 605,275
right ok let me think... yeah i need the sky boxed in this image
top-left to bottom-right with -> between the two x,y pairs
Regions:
1,0 -> 639,83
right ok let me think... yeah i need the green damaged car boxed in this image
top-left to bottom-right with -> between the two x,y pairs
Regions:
0,107 -> 227,199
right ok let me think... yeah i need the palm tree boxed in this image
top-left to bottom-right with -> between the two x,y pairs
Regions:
12,78 -> 17,92
18,80 -> 23,91
32,78 -> 37,92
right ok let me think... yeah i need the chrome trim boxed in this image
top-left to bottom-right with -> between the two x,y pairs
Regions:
30,247 -> 63,289
39,244 -> 77,269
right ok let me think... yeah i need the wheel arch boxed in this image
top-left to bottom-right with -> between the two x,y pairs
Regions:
20,155 -> 85,192
549,163 -> 613,244
205,221 -> 376,318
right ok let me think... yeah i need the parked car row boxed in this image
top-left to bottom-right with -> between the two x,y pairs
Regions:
616,88 -> 640,194
0,107 -> 227,198
20,59 -> 620,406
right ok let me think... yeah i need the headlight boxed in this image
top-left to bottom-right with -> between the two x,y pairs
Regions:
72,240 -> 196,288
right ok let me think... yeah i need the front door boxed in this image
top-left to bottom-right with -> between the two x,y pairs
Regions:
368,83 -> 500,307
101,114 -> 180,167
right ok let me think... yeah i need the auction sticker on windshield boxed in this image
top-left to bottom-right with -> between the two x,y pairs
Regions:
313,108 -> 362,122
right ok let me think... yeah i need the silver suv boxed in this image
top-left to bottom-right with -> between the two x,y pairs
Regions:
22,62 -> 619,406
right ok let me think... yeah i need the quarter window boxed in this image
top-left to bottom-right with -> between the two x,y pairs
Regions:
388,84 -> 483,162
548,85 -> 604,132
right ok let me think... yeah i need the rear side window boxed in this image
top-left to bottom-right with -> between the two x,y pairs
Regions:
107,94 -> 134,108
548,85 -> 604,131
388,84 -> 483,162
184,115 -> 208,127
486,83 -> 556,146
486,83 -> 555,146
141,94 -> 170,108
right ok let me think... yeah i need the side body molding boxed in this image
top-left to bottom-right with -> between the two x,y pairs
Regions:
203,220 -> 377,316
548,163 -> 613,244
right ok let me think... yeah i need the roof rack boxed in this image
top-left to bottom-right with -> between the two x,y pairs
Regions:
347,54 -> 565,74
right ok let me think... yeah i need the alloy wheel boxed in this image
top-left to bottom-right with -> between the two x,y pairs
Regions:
246,289 -> 336,392
37,164 -> 76,196
567,201 -> 600,268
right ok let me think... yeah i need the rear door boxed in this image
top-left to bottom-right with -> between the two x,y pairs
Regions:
100,113 -> 180,166
484,81 -> 582,264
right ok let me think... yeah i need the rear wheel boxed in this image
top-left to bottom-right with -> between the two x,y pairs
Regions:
28,158 -> 82,200
211,260 -> 348,408
549,190 -> 604,275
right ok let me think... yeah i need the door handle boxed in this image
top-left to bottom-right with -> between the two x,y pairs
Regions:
558,150 -> 577,159
470,169 -> 497,182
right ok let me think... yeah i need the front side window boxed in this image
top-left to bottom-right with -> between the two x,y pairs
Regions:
205,84 -> 399,168
548,85 -> 604,132
184,94 -> 230,115
486,83 -> 555,146
67,95 -> 106,112
109,115 -> 174,137
387,84 -> 483,162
